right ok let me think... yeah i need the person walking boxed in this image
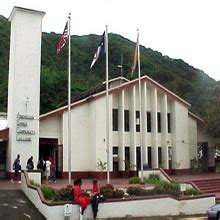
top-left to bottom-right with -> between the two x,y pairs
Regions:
45,157 -> 51,183
26,156 -> 34,170
11,154 -> 21,183
49,156 -> 56,183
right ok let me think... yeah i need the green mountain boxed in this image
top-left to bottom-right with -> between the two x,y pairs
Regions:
0,15 -> 216,119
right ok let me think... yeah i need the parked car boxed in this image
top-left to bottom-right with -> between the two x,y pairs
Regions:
207,204 -> 220,219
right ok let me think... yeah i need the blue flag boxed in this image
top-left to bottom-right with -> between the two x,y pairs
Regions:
90,32 -> 105,69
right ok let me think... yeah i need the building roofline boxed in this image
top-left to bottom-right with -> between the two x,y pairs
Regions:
103,76 -> 129,84
9,6 -> 45,22
188,111 -> 204,124
40,75 -> 191,121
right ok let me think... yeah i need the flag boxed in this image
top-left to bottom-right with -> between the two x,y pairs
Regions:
90,32 -> 105,69
56,22 -> 68,54
131,34 -> 139,77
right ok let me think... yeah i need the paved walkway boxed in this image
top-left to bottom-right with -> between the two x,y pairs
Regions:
0,189 -> 45,220
2,172 -> 220,191
47,172 -> 220,190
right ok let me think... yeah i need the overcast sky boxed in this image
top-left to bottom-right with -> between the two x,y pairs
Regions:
1,0 -> 220,81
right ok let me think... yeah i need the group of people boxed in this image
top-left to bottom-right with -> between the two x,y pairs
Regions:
73,178 -> 104,219
11,155 -> 103,218
37,156 -> 56,183
11,154 -> 56,184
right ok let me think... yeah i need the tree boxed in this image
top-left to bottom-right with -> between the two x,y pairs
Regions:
205,81 -> 220,138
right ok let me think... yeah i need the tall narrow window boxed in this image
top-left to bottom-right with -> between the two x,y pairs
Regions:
147,111 -> 151,132
167,113 -> 171,133
124,110 -> 129,132
136,110 -> 140,132
112,109 -> 118,131
157,112 -> 161,133
113,146 -> 119,171
158,147 -> 162,166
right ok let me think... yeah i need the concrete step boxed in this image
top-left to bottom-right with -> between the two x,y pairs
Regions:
201,188 -> 220,193
193,179 -> 220,184
197,185 -> 220,190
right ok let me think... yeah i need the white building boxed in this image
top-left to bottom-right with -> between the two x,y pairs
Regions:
0,6 -> 215,179
39,76 -> 215,178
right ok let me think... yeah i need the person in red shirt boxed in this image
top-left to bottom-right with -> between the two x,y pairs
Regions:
92,179 -> 100,196
73,178 -> 90,215
91,179 -> 104,219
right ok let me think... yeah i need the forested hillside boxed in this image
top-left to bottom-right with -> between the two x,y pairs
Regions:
0,15 -> 216,120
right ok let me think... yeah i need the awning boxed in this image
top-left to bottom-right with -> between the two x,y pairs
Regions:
0,128 -> 9,141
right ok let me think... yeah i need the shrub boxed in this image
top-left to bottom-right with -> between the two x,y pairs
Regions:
143,173 -> 162,185
53,187 -> 72,202
100,184 -> 124,199
100,184 -> 114,198
184,188 -> 201,196
112,189 -> 124,198
127,187 -> 148,196
128,176 -> 141,184
41,185 -> 55,200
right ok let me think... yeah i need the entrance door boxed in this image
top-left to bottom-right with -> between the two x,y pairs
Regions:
0,142 -> 6,178
39,138 -> 58,176
198,142 -> 209,172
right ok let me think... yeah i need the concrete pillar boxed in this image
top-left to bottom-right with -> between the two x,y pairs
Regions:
161,94 -> 169,169
151,87 -> 158,168
118,89 -> 125,170
7,7 -> 45,172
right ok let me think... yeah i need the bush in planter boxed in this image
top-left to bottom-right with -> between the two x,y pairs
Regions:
127,186 -> 148,196
112,189 -> 124,198
184,188 -> 201,196
100,184 -> 114,198
100,184 -> 124,199
53,187 -> 72,201
41,185 -> 55,200
129,176 -> 141,184
143,173 -> 162,185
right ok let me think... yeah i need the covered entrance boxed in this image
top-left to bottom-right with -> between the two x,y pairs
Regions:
0,142 -> 6,178
0,128 -> 9,179
39,138 -> 60,177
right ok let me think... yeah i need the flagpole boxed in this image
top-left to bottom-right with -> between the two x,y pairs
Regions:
105,25 -> 110,184
137,29 -> 143,182
68,13 -> 72,185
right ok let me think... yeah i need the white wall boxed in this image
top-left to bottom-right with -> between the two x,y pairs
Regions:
7,7 -> 44,171
188,117 -> 198,161
39,116 -> 62,143
62,102 -> 92,172
171,102 -> 190,169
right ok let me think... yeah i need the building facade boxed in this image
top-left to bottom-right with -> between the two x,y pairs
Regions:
39,76 -> 215,178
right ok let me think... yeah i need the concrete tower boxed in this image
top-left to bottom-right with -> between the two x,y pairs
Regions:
7,7 -> 45,173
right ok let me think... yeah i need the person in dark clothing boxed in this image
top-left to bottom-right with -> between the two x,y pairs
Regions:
90,179 -> 105,219
37,157 -> 46,181
26,156 -> 34,170
11,154 -> 21,183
